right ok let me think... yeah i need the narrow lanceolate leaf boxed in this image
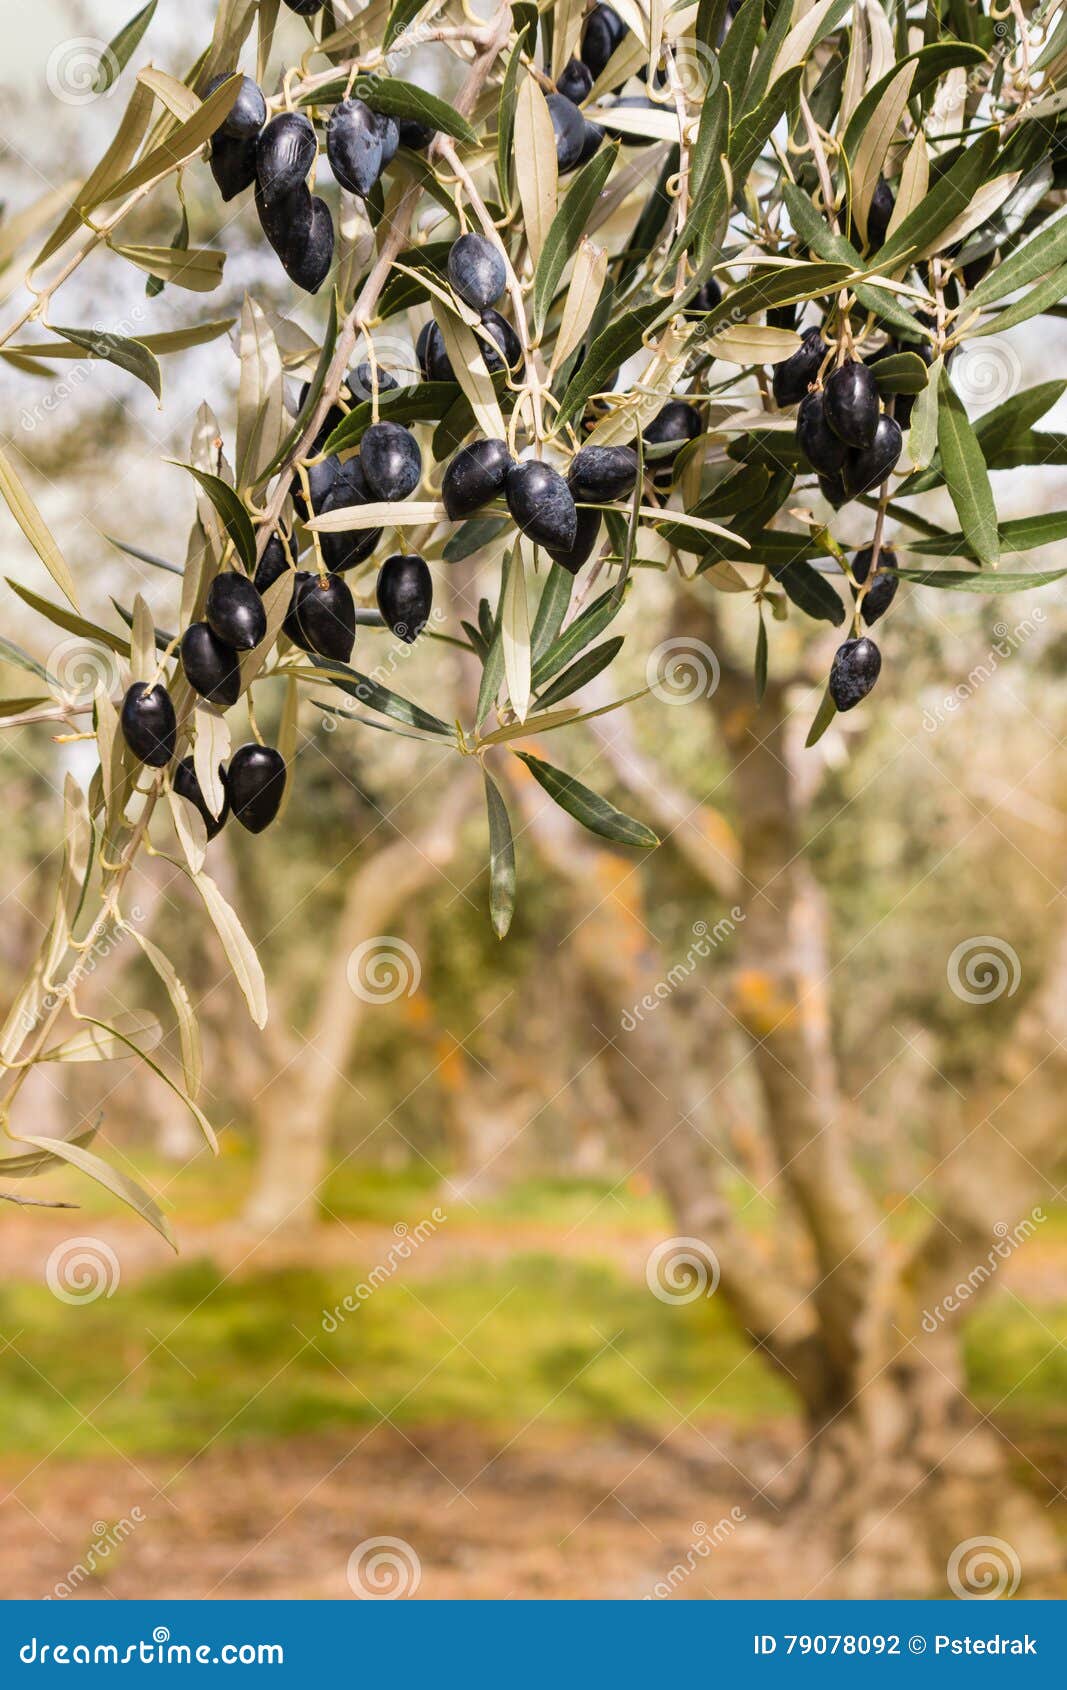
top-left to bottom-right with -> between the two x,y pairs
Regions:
113,244 -> 226,292
41,1012 -> 162,1062
534,144 -> 616,333
937,365 -> 999,568
886,567 -> 1067,592
906,354 -> 941,470
483,770 -> 517,939
0,448 -> 80,609
805,686 -> 837,748
535,637 -> 625,709
850,60 -> 915,245
93,0 -> 158,92
705,324 -> 802,365
15,1133 -> 176,1249
909,511 -> 1067,557
178,465 -> 257,567
34,81 -> 154,269
52,325 -> 161,399
167,784 -> 207,875
551,237 -> 608,374
235,295 -> 284,489
6,579 -> 127,652
360,79 -> 478,145
431,305 -> 507,440
136,66 -> 199,120
515,751 -> 659,849
193,871 -> 268,1028
966,209 -> 1067,310
302,657 -> 453,737
515,74 -> 559,267
86,76 -> 242,207
193,703 -> 230,819
501,544 -> 531,722
131,930 -> 203,1099
130,594 -> 156,682
531,564 -> 574,661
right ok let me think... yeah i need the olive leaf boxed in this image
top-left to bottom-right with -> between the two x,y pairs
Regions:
363,79 -> 478,145
0,449 -> 81,610
113,244 -> 226,292
535,637 -> 625,709
131,930 -> 203,1100
178,465 -> 257,568
51,325 -> 162,399
514,752 -> 658,849
936,365 -> 999,569
192,703 -> 230,819
87,76 -> 243,208
93,0 -> 158,92
534,144 -> 617,333
14,1132 -> 176,1250
193,870 -> 268,1029
515,74 -> 559,268
501,540 -> 531,723
483,770 -> 517,940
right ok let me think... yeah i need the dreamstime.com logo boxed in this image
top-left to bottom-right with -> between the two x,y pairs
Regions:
646,637 -> 720,705
346,1536 -> 422,1599
947,1536 -> 1021,1599
946,936 -> 1021,1005
921,1208 -> 1045,1332
46,38 -> 116,106
48,1512 -> 146,1599
321,1209 -> 447,1330
45,1237 -> 121,1305
345,935 -> 421,1004
644,1509 -> 747,1598
19,1629 -> 283,1664
921,610 -> 1045,732
646,1237 -> 720,1305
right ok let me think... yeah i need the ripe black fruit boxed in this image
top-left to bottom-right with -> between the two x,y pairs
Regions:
643,399 -> 701,458
866,178 -> 894,252
796,391 -> 846,476
818,471 -> 847,509
547,92 -> 588,172
228,744 -> 287,834
347,362 -> 399,402
294,573 -> 356,662
506,461 -> 578,551
829,637 -> 881,712
121,682 -> 176,768
397,117 -> 435,149
547,505 -> 602,575
558,58 -> 594,103
256,112 -> 316,204
843,415 -> 902,497
442,438 -> 513,519
568,444 -> 639,502
852,546 -> 899,625
376,554 -> 433,642
582,4 -> 628,78
416,320 -> 453,381
479,307 -> 522,374
205,572 -> 267,651
283,571 -> 316,649
275,190 -> 333,293
575,119 -> 605,167
254,531 -> 299,594
360,422 -> 422,500
772,325 -> 824,406
684,278 -> 722,319
282,0 -> 325,11
210,133 -> 258,201
291,452 -> 340,520
375,113 -> 399,167
326,98 -> 383,197
181,623 -> 241,707
448,233 -> 506,311
824,360 -> 880,449
173,757 -> 229,840
204,72 -> 266,140
318,458 -> 382,573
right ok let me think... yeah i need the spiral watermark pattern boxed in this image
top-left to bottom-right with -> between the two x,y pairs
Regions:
946,936 -> 1021,1005
48,639 -> 122,709
947,1536 -> 1021,1599
949,340 -> 1021,410
665,38 -> 721,101
45,1237 -> 121,1305
645,1237 -> 720,1305
47,39 -> 117,106
346,1536 -> 422,1599
347,334 -> 419,400
645,637 -> 720,705
346,936 -> 421,1004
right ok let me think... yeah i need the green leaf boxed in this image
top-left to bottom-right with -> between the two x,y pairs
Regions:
936,365 -> 999,568
385,0 -> 428,49
322,382 -> 456,455
772,559 -> 846,625
970,263 -> 1067,336
535,637 -> 624,708
908,511 -> 1067,558
93,1 -> 158,93
0,635 -> 55,686
306,657 -> 453,736
557,304 -> 660,427
874,130 -> 1000,270
966,209 -> 1067,310
497,22 -> 530,202
531,584 -> 627,688
887,566 -> 1067,591
483,770 -> 516,939
193,870 -> 268,1029
364,78 -> 477,145
35,81 -> 154,268
15,1132 -> 175,1249
871,351 -> 930,395
0,448 -> 81,610
52,324 -> 161,399
754,612 -> 768,704
106,535 -> 182,575
780,185 -> 921,336
515,751 -> 658,849
534,144 -> 616,333
501,543 -> 531,721
177,465 -> 256,568
87,75 -> 243,206
113,243 -> 226,291
805,686 -> 837,748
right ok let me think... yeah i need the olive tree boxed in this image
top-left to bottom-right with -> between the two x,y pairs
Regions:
2,0 -> 1066,1591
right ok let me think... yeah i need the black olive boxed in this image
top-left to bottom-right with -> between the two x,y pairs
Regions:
120,682 -> 176,768
581,4 -> 628,79
683,278 -> 722,319
843,415 -> 903,497
285,193 -> 333,294
205,572 -> 267,651
256,111 -> 316,205
558,59 -> 594,104
346,362 -> 400,403
829,637 -> 881,712
180,623 -> 241,707
255,179 -> 310,260
796,391 -> 847,476
254,531 -> 299,594
574,119 -> 605,167
865,178 -> 894,253
227,743 -> 287,834
397,117 -> 435,149
283,570 -> 316,649
375,113 -> 400,167
416,320 -> 453,382
209,133 -> 258,200
546,505 -> 602,574
506,461 -> 578,551
479,307 -> 522,374
376,554 -> 433,642
203,72 -> 266,140
448,233 -> 506,311
824,360 -> 880,449
547,93 -> 589,172
442,438 -> 513,519
291,452 -> 340,521
318,458 -> 383,573
326,98 -> 383,197
818,471 -> 848,509
772,325 -> 824,406
359,422 -> 422,500
568,444 -> 639,502
852,546 -> 899,625
173,756 -> 229,839
643,399 -> 701,458
294,573 -> 356,662
282,0 -> 325,11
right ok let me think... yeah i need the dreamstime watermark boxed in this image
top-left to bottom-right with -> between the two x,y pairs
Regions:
346,333 -> 421,400
45,1237 -> 121,1305
346,1535 -> 422,1599
23,907 -> 144,1034
946,935 -> 1021,1005
621,909 -> 744,1031
319,607 -> 447,732
646,1236 -> 720,1305
46,39 -> 117,106
947,1536 -> 1021,1599
321,1210 -> 447,1331
47,638 -> 123,709
950,338 -> 1021,409
19,308 -> 151,432
47,1511 -> 145,1598
643,1509 -> 746,1598
921,610 -> 1045,732
921,1208 -> 1046,1332
646,637 -> 720,705
345,935 -> 421,1004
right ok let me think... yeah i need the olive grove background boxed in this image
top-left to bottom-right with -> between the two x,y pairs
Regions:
1,0 -> 1067,1601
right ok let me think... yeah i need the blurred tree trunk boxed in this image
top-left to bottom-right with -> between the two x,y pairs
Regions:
244,776 -> 474,1233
